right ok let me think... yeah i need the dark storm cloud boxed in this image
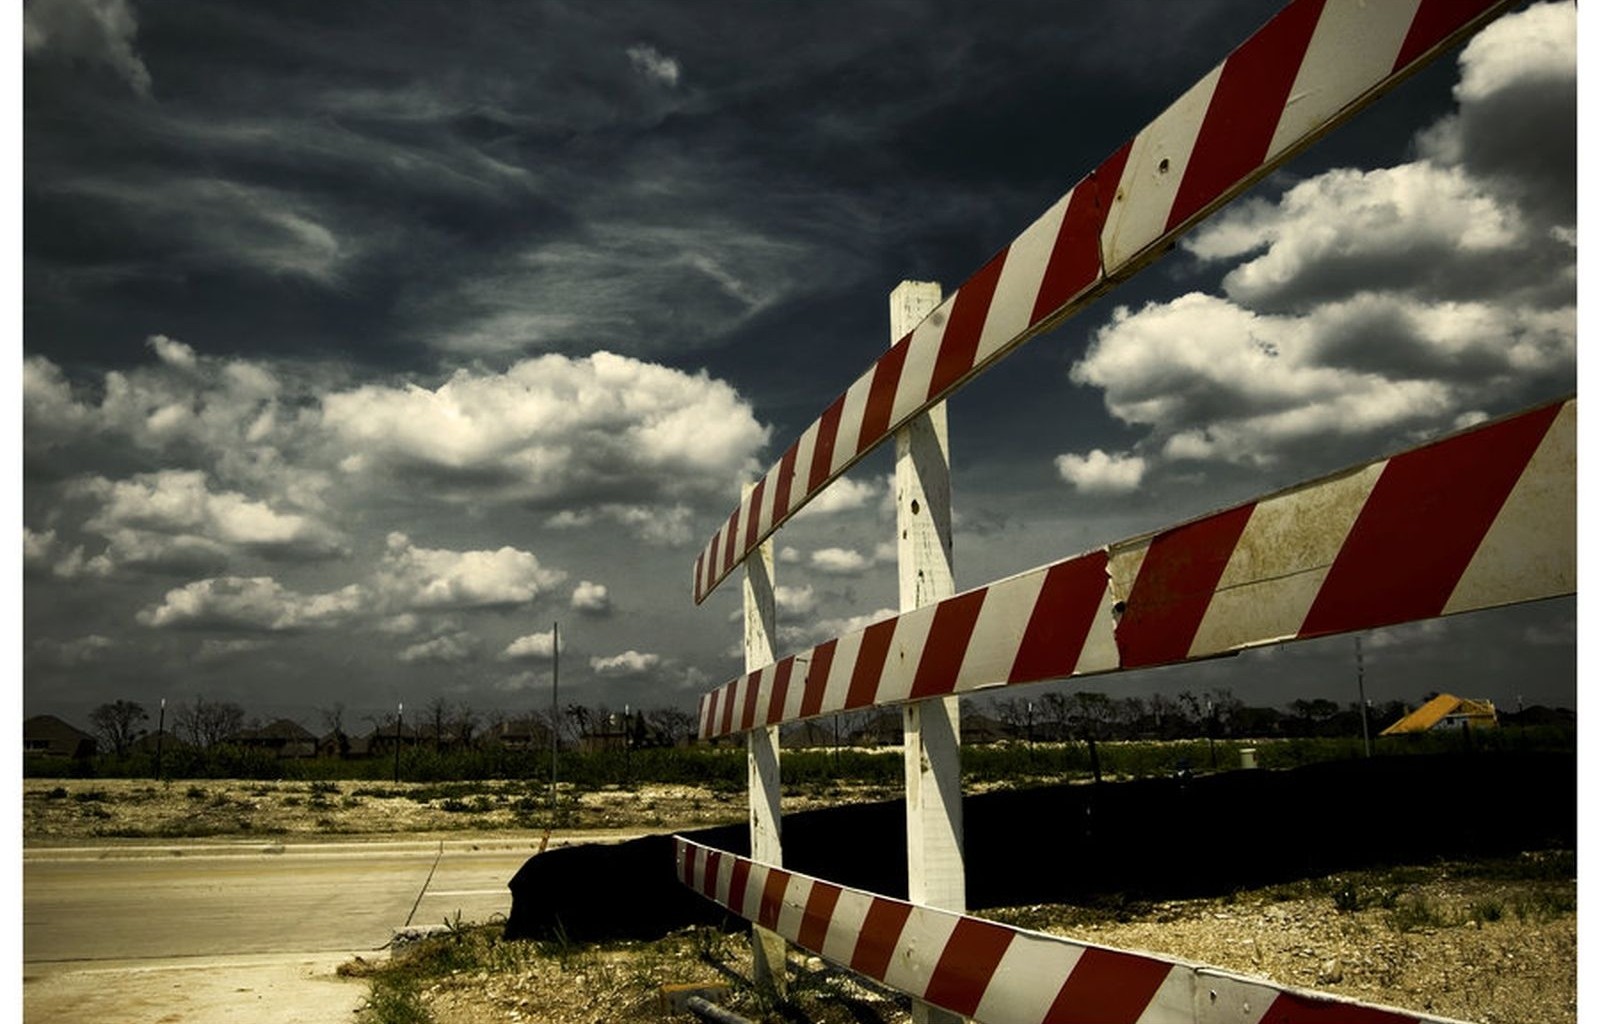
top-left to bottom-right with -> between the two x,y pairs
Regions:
21,0 -> 1577,728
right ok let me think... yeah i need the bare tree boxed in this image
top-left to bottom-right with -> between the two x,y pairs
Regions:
89,700 -> 148,758
319,702 -> 349,758
646,706 -> 696,746
425,696 -> 451,751
452,702 -> 480,748
174,697 -> 245,749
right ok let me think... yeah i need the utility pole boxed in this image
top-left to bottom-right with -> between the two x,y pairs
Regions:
1356,635 -> 1371,758
550,622 -> 559,810
155,698 -> 165,781
394,702 -> 404,783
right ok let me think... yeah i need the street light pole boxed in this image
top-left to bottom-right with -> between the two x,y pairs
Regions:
155,698 -> 165,780
394,701 -> 404,783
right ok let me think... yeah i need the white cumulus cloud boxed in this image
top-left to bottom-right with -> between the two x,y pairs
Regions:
570,580 -> 612,615
374,532 -> 565,611
137,576 -> 366,631
1055,450 -> 1146,495
501,630 -> 562,661
320,352 -> 768,520
590,650 -> 661,678
626,44 -> 680,88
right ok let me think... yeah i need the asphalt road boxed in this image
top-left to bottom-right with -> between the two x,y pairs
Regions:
21,837 -> 550,1023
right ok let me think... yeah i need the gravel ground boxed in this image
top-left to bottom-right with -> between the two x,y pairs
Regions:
25,778 -> 1576,1024
398,854 -> 1576,1024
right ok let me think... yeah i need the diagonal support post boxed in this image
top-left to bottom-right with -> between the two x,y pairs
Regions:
743,515 -> 786,993
892,280 -> 964,1024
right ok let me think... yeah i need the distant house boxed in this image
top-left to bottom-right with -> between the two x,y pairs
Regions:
959,712 -> 1010,746
233,718 -> 319,758
1379,694 -> 1499,736
484,717 -> 554,750
318,730 -> 369,759
782,719 -> 842,749
23,715 -> 97,760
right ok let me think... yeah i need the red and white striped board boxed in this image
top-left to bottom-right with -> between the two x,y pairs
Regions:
697,398 -> 1574,740
674,836 -> 1470,1024
691,0 -> 1518,605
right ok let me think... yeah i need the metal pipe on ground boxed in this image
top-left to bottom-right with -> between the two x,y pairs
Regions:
685,995 -> 755,1024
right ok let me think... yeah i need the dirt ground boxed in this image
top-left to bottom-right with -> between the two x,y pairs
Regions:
23,778 -> 1578,1024
401,854 -> 1576,1024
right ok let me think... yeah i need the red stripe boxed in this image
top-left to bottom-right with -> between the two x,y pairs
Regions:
701,849 -> 722,899
727,858 -> 753,918
766,656 -> 796,726
1257,992 -> 1419,1024
721,508 -> 741,576
1042,947 -> 1172,1024
922,917 -> 1016,1017
910,589 -> 989,698
1167,0 -> 1326,233
1116,505 -> 1255,669
703,690 -> 720,739
719,680 -> 737,737
796,880 -> 843,953
682,844 -> 700,890
744,479 -> 767,559
859,336 -> 913,450
927,249 -> 1009,399
807,395 -> 848,494
772,444 -> 800,524
799,640 -> 838,718
1299,403 -> 1561,638
740,669 -> 762,732
694,552 -> 705,603
1032,142 -> 1132,325
850,898 -> 914,981
1394,0 -> 1501,72
1009,552 -> 1111,683
757,869 -> 791,931
846,619 -> 899,711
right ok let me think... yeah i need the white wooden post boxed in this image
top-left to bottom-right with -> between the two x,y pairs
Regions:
892,281 -> 964,1024
743,506 -> 786,993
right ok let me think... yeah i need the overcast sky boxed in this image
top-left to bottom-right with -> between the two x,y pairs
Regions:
20,0 -> 1578,732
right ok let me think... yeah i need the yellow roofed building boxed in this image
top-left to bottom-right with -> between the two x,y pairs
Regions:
1379,693 -> 1499,736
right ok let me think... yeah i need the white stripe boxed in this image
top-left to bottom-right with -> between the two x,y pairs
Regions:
879,602 -> 939,705
1267,0 -> 1422,162
821,888 -> 875,967
783,651 -> 812,721
972,192 -> 1071,366
1445,401 -> 1577,615
1106,540 -> 1150,622
1102,65 -> 1222,273
1073,571 -> 1121,677
880,905 -> 959,1000
742,863 -> 771,922
1194,969 -> 1274,1024
892,292 -> 956,426
955,575 -> 1043,691
743,665 -> 770,731
973,929 -> 1086,1024
791,420 -> 822,516
1132,964 -> 1194,1024
821,629 -> 867,715
831,372 -> 877,478
775,873 -> 813,940
757,464 -> 781,541
714,849 -> 735,907
1188,463 -> 1383,658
